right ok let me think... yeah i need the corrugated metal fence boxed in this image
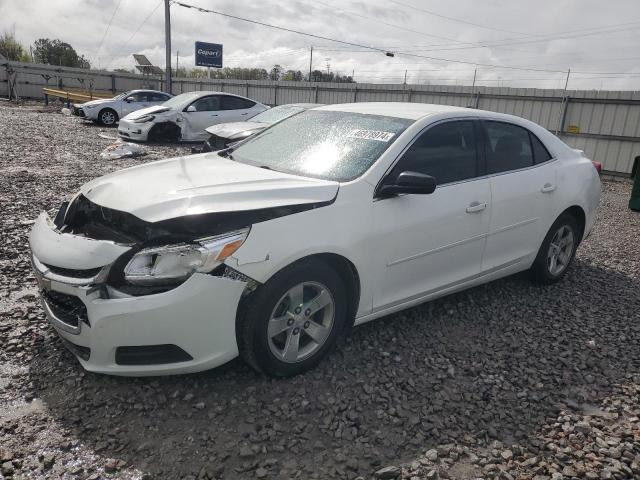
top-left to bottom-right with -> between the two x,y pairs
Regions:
2,60 -> 639,175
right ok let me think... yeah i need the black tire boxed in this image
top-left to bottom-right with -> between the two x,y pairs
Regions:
530,213 -> 579,284
237,259 -> 347,377
98,108 -> 118,126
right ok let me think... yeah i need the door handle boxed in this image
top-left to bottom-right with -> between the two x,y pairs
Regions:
241,113 -> 248,115
466,201 -> 487,213
211,114 -> 218,116
541,183 -> 556,193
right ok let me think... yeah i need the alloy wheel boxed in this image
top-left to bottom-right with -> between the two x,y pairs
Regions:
547,225 -> 575,276
101,111 -> 116,125
267,281 -> 335,363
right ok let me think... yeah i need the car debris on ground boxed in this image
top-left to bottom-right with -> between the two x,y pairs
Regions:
99,141 -> 148,160
0,104 -> 638,479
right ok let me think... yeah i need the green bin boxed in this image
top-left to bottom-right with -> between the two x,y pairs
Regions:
631,157 -> 640,212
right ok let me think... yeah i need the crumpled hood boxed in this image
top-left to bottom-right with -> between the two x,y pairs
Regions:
124,105 -> 172,120
80,153 -> 339,223
205,121 -> 268,139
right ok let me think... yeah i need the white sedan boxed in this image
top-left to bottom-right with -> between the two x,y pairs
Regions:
72,90 -> 172,126
29,103 -> 600,377
117,91 -> 268,142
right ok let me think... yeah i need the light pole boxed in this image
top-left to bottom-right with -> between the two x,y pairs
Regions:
164,0 -> 172,94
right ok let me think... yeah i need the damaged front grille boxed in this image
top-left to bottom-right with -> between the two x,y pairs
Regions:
42,290 -> 89,328
44,263 -> 103,279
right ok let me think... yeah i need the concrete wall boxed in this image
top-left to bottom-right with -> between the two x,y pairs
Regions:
2,60 -> 639,175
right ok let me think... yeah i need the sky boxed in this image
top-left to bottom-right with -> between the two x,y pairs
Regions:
1,0 -> 640,90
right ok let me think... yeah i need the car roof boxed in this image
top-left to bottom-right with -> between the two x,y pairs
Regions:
178,91 -> 240,97
316,102 -> 472,120
284,103 -> 324,108
315,102 -> 550,127
128,89 -> 169,94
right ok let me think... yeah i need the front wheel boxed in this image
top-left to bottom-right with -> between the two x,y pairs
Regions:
98,108 -> 118,126
237,260 -> 347,377
530,214 -> 579,284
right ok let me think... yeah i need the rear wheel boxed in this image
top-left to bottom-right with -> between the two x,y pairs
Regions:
98,108 -> 118,126
237,260 -> 346,377
530,213 -> 578,284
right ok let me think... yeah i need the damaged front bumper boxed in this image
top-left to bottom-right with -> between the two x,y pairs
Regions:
29,213 -> 247,376
117,118 -> 153,141
71,105 -> 85,118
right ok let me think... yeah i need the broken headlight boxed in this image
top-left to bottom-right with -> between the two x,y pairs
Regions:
133,115 -> 155,123
123,228 -> 249,285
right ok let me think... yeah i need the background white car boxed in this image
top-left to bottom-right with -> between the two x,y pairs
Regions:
202,103 -> 322,151
117,91 -> 268,142
72,90 -> 172,126
30,103 -> 600,377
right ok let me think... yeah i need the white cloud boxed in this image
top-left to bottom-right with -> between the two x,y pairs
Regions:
1,0 -> 639,89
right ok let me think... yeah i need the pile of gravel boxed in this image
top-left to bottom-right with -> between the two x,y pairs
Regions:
0,104 -> 638,479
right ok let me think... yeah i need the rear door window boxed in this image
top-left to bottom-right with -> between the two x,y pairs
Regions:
149,92 -> 171,102
130,92 -> 149,102
221,96 -> 255,110
484,121 -> 534,174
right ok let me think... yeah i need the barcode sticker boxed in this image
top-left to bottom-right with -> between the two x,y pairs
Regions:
347,129 -> 395,142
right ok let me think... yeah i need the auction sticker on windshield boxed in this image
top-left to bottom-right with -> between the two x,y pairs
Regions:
347,129 -> 395,142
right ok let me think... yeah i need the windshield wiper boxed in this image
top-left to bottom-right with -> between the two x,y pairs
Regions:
219,147 -> 235,160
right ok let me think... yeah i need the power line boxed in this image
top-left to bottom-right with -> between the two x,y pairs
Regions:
171,0 -> 393,55
172,0 -> 640,77
399,24 -> 640,53
171,0 -> 560,72
105,0 -> 163,69
387,0 -> 528,35
313,0 -> 483,46
96,0 -> 123,61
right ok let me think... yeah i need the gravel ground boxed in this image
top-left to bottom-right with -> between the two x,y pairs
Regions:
0,102 -> 639,480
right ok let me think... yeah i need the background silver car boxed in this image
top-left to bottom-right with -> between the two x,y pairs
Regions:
72,89 -> 173,126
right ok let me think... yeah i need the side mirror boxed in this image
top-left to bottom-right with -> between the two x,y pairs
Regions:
186,105 -> 197,112
379,171 -> 437,197
124,96 -> 135,103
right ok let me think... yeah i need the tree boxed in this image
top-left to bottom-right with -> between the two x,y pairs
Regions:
282,70 -> 304,81
307,69 -> 354,83
269,64 -> 283,81
0,32 -> 30,62
32,38 -> 90,68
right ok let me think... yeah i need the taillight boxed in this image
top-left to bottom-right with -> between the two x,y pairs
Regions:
592,161 -> 602,174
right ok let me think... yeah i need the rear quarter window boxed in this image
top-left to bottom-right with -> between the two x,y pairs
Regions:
530,133 -> 553,163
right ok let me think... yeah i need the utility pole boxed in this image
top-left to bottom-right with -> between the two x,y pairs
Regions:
176,50 -> 179,77
563,68 -> 571,91
308,46 -> 313,82
555,68 -> 571,135
164,0 -> 172,94
403,69 -> 407,85
472,67 -> 477,90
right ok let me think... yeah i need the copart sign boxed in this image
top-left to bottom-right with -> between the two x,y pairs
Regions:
195,41 -> 223,68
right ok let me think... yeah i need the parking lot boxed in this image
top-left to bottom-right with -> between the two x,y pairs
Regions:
0,103 -> 639,479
